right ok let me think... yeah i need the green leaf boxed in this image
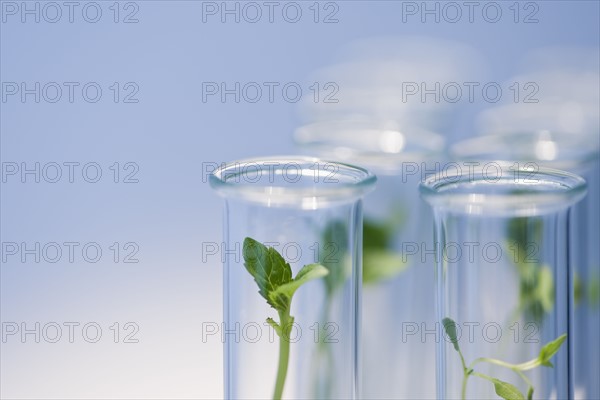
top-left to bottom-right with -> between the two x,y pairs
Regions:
442,317 -> 460,352
491,378 -> 525,400
363,219 -> 392,250
295,263 -> 328,282
506,216 -> 554,324
266,317 -> 282,337
242,237 -> 293,310
536,265 -> 554,313
507,217 -> 542,264
538,333 -> 567,367
363,249 -> 408,284
527,386 -> 534,400
268,264 -> 328,310
362,217 -> 409,284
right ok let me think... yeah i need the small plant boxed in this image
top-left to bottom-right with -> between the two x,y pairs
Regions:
318,207 -> 408,286
443,317 -> 566,400
506,217 -> 554,323
310,214 -> 406,396
242,237 -> 328,400
362,218 -> 407,283
311,217 -> 407,397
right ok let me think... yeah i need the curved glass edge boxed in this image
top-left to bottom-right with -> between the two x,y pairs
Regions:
209,156 -> 377,208
419,164 -> 588,217
294,120 -> 446,175
449,131 -> 600,173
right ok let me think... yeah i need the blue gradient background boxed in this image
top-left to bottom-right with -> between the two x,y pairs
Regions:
1,1 -> 598,398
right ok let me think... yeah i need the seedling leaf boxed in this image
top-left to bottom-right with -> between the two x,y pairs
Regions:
492,378 -> 525,400
266,317 -> 281,336
243,237 -> 293,311
269,264 -> 328,309
442,317 -> 460,352
363,249 -> 408,283
538,333 -> 566,367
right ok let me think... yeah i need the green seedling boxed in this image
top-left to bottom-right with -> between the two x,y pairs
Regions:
506,217 -> 554,323
363,218 -> 407,284
443,317 -> 566,400
242,237 -> 328,400
319,206 -> 408,287
309,212 -> 406,396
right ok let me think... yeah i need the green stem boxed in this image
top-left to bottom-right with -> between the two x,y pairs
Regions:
470,358 -> 535,398
459,350 -> 468,371
471,356 -> 540,372
471,371 -> 496,383
461,371 -> 470,400
514,369 -> 534,392
458,349 -> 470,400
273,311 -> 291,400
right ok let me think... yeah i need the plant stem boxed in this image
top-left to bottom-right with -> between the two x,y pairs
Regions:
514,369 -> 534,392
471,371 -> 496,383
471,356 -> 540,372
455,348 -> 470,400
470,358 -> 535,397
273,310 -> 291,400
461,371 -> 470,400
